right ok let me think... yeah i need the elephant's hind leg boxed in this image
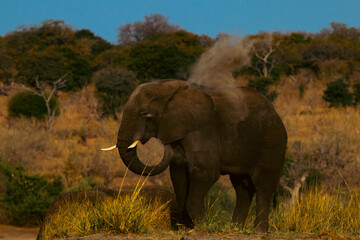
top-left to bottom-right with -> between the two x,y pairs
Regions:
253,168 -> 281,232
230,174 -> 255,227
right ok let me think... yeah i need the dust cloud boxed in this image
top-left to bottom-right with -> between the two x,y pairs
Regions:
188,35 -> 251,88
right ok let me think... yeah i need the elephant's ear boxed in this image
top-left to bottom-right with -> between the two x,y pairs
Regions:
158,85 -> 215,144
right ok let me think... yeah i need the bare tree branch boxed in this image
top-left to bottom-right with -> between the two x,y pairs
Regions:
251,33 -> 281,77
21,74 -> 68,130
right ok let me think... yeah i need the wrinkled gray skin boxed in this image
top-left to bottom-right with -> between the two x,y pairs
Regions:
117,79 -> 287,232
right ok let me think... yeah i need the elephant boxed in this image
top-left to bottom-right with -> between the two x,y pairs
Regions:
104,79 -> 287,232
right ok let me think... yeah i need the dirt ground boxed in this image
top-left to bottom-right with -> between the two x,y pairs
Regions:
54,230 -> 356,240
0,225 -> 356,240
0,224 -> 39,240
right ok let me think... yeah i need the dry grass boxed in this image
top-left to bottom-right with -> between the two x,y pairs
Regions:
1,77 -> 358,189
196,185 -> 360,238
39,188 -> 171,240
0,83 -> 172,192
270,187 -> 360,236
274,77 -> 360,187
0,85 -> 127,188
38,184 -> 360,239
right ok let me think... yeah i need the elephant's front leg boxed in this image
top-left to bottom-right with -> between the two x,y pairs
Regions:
185,151 -> 220,224
169,159 -> 193,228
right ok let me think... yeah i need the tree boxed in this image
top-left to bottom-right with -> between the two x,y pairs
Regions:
18,75 -> 67,130
250,33 -> 281,78
122,30 -> 206,81
1,20 -> 107,88
318,22 -> 360,40
118,14 -> 180,46
5,20 -> 74,53
74,29 -> 113,57
34,75 -> 67,129
94,67 -> 138,118
16,46 -> 92,91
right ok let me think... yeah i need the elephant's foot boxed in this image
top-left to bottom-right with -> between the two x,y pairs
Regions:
231,215 -> 247,229
254,219 -> 269,233
174,210 -> 194,230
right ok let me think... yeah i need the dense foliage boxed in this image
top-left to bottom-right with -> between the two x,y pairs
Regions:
323,78 -> 354,107
0,157 -> 64,225
0,20 -> 106,91
1,17 -> 360,115
122,30 -> 208,81
94,67 -> 138,118
242,23 -> 360,102
8,91 -> 59,119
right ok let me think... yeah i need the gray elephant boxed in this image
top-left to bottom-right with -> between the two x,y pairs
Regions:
104,79 -> 287,232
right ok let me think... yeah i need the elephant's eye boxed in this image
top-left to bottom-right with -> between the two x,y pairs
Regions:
141,110 -> 153,119
145,113 -> 153,119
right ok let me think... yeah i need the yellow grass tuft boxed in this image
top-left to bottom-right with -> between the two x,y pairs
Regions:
39,190 -> 171,240
270,187 -> 360,236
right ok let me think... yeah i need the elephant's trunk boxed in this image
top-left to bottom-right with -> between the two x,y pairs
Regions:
117,109 -> 170,176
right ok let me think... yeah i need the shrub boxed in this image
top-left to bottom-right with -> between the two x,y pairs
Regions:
247,76 -> 278,101
0,158 -> 64,225
323,78 -> 353,107
8,91 -> 59,119
353,82 -> 360,105
94,67 -> 138,118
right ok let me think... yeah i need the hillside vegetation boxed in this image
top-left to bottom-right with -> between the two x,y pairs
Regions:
0,15 -> 360,238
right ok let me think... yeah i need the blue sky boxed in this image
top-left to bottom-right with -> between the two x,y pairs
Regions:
0,0 -> 359,43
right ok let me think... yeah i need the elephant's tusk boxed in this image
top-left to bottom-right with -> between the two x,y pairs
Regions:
101,145 -> 117,151
128,140 -> 140,149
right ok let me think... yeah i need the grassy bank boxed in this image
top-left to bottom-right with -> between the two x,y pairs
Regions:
39,188 -> 171,240
38,184 -> 360,240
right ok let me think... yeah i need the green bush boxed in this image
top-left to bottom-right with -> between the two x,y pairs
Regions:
0,157 -> 64,225
323,78 -> 353,107
8,91 -> 59,119
94,67 -> 138,118
353,82 -> 360,105
247,77 -> 278,101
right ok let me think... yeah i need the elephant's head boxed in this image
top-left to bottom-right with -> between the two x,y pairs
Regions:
115,79 -> 215,176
